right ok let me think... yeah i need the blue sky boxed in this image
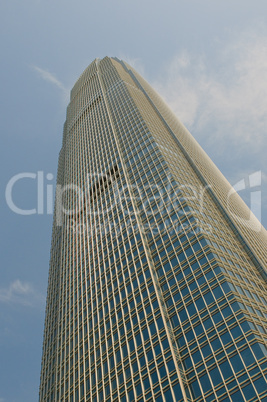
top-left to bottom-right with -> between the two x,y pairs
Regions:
1,1 -> 267,400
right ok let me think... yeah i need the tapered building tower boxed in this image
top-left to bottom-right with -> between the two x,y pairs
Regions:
40,57 -> 267,402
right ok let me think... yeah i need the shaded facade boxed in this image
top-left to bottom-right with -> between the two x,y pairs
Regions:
40,57 -> 267,401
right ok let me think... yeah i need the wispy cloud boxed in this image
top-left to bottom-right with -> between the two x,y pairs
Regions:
0,280 -> 45,307
32,65 -> 69,99
153,28 -> 267,155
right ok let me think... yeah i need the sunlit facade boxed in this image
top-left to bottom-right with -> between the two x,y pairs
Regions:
39,57 -> 267,402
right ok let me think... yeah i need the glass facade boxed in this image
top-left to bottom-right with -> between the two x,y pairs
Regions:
39,57 -> 267,402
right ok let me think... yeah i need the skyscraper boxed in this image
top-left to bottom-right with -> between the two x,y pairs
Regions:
39,57 -> 267,402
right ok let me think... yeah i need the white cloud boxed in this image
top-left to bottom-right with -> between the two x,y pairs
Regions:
32,65 -> 66,90
153,29 -> 267,154
0,280 -> 44,307
32,65 -> 69,99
